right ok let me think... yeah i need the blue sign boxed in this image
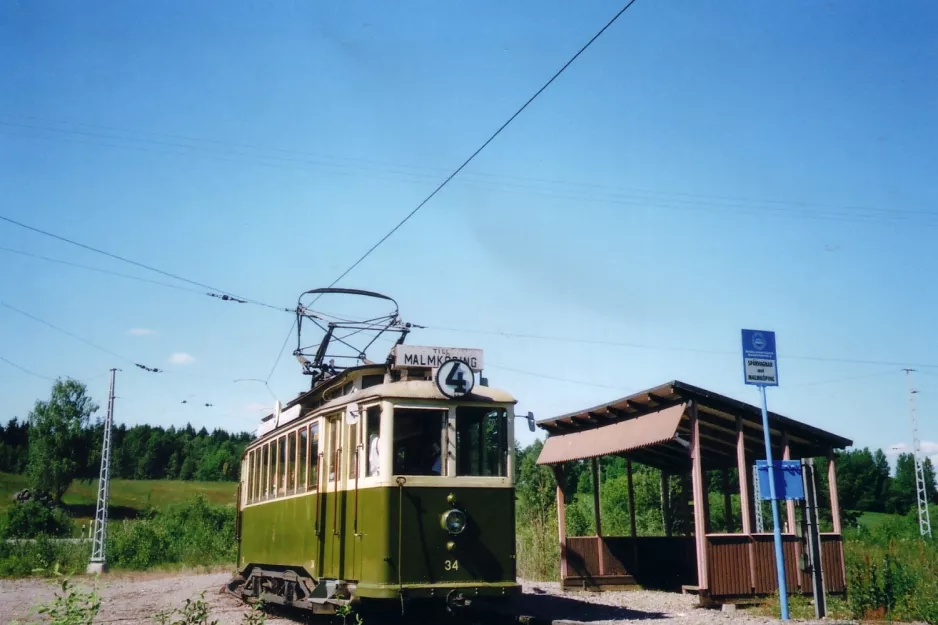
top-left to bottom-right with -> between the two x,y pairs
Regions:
756,460 -> 804,501
742,329 -> 778,387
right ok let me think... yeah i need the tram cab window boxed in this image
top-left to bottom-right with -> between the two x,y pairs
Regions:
393,407 -> 447,476
455,407 -> 508,477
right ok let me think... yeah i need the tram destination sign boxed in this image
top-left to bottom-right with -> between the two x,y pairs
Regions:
741,329 -> 778,387
394,345 -> 484,372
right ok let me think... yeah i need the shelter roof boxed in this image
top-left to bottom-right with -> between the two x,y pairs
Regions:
536,380 -> 852,472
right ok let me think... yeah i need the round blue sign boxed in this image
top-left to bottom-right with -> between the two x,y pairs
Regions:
752,332 -> 767,351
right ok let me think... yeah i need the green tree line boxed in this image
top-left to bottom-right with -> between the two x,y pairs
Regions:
0,379 -> 253,489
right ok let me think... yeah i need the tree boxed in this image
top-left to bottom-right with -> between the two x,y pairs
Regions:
26,379 -> 99,503
886,453 -> 935,514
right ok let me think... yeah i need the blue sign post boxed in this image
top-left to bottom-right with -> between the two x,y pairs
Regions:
742,329 -> 789,621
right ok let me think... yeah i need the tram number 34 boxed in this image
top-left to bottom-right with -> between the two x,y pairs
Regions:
444,559 -> 459,571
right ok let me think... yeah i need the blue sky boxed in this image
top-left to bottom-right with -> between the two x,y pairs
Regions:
1,1 -> 937,463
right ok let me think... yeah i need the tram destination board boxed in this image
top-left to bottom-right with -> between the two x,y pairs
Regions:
741,329 -> 778,386
394,345 -> 483,371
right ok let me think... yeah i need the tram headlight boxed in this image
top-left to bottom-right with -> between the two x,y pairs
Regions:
441,509 -> 468,535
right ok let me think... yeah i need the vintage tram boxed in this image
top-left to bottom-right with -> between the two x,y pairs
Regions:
227,289 -> 533,615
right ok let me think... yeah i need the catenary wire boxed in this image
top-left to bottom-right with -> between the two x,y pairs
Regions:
0,355 -> 56,381
0,215 -> 291,313
423,324 -> 938,369
264,0 -> 642,382
0,245 -> 209,296
5,115 -> 937,226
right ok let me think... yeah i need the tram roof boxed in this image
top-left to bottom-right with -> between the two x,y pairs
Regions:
535,380 -> 852,472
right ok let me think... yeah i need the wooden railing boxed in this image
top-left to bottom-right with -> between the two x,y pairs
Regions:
706,533 -> 845,597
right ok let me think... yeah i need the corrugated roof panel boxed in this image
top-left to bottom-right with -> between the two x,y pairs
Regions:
536,403 -> 687,465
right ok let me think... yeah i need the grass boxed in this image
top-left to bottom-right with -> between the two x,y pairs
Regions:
857,511 -> 901,530
0,472 -> 237,526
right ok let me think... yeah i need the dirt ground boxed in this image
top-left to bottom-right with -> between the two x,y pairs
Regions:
0,572 -> 842,625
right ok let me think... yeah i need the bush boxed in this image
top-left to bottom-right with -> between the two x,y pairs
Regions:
0,538 -> 90,577
0,500 -> 75,539
844,507 -> 938,624
109,495 -> 236,570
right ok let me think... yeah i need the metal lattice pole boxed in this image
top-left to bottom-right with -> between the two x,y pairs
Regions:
904,369 -> 932,538
87,368 -> 116,574
753,463 -> 765,533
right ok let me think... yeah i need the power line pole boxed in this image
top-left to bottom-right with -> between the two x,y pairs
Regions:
903,368 -> 932,538
87,368 -> 117,574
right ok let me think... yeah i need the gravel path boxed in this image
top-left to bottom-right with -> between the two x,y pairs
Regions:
0,572 -> 852,625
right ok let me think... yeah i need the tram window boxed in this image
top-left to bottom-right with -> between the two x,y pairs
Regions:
263,444 -> 271,499
327,417 -> 338,482
348,420 -> 359,479
393,408 -> 447,476
309,423 -> 320,489
254,449 -> 262,501
365,406 -> 381,477
277,437 -> 286,495
286,432 -> 297,493
298,427 -> 308,492
246,451 -> 254,503
362,374 -> 383,389
455,407 -> 508,477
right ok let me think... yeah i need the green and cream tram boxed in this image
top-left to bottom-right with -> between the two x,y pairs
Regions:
231,348 -> 531,615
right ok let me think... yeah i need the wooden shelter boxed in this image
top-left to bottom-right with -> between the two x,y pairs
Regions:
536,380 -> 852,600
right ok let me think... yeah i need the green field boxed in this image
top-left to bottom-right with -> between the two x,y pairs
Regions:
0,472 -> 237,525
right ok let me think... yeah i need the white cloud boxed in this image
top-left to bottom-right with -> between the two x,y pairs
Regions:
169,352 -> 195,365
128,328 -> 155,336
921,441 -> 938,454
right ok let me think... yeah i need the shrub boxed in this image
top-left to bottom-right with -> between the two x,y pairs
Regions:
109,495 -> 236,570
0,539 -> 90,578
844,509 -> 938,624
1,500 -> 75,539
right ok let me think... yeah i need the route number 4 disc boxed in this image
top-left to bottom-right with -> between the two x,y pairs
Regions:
436,359 -> 475,398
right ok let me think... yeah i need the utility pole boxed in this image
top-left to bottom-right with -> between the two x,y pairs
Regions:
87,368 -> 117,574
903,369 -> 932,538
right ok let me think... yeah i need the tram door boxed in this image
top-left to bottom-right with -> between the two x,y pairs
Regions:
322,415 -> 339,579
343,414 -> 360,581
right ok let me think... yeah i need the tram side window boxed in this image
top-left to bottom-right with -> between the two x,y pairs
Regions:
455,407 -> 508,477
263,444 -> 271,499
393,408 -> 447,476
286,432 -> 297,493
298,427 -> 308,492
254,449 -> 262,501
242,451 -> 254,503
365,406 -> 381,477
309,423 -> 320,489
348,420 -> 359,480
278,437 -> 288,495
327,417 -> 338,483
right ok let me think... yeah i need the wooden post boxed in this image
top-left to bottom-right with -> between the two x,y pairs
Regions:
689,402 -> 709,591
554,465 -> 568,581
627,460 -> 637,539
737,416 -> 756,593
828,448 -> 841,534
722,468 -> 732,533
627,459 -> 638,574
782,433 -> 796,533
591,457 -> 602,536
591,457 -> 605,576
661,472 -> 672,537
